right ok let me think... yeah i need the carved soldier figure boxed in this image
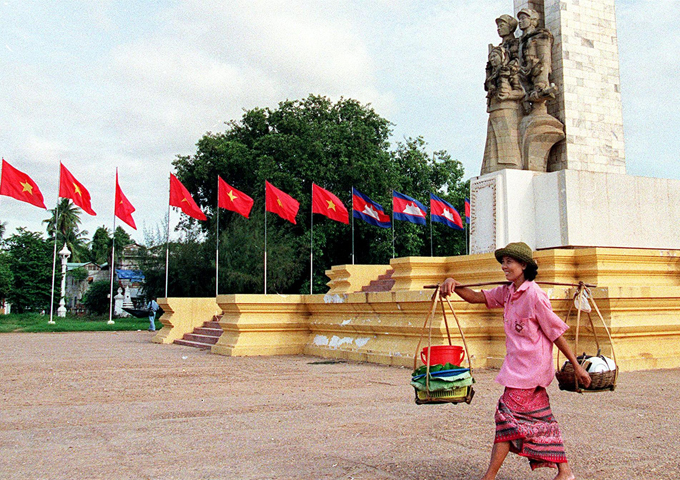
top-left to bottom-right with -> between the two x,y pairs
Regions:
517,8 -> 558,107
481,10 -> 565,175
481,18 -> 525,175
496,14 -> 519,63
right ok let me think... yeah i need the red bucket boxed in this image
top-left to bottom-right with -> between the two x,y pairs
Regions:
421,345 -> 465,366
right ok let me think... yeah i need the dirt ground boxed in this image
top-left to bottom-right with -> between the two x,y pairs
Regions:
0,331 -> 678,480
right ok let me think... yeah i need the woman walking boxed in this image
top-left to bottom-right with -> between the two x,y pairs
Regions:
441,242 -> 590,480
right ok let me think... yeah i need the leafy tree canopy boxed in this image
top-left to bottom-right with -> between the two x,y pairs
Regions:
3,228 -> 53,312
169,94 -> 468,295
43,199 -> 89,261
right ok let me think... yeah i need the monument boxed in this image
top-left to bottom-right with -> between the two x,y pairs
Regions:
153,1 -> 680,374
471,0 -> 680,253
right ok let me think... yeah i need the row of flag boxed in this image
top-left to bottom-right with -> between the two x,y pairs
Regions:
0,158 -> 471,234
215,178 -> 471,230
0,159 -> 137,229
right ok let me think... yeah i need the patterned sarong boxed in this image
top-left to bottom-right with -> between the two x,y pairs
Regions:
494,387 -> 566,470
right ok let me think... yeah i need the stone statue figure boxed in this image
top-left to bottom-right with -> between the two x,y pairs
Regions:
481,36 -> 525,174
481,10 -> 565,175
517,8 -> 557,106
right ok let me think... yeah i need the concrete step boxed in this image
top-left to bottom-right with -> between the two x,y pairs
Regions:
174,339 -> 212,349
193,327 -> 222,336
173,318 -> 224,349
361,269 -> 395,292
181,333 -> 220,345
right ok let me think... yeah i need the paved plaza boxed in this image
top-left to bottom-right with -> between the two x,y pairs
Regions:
1,331 -> 678,479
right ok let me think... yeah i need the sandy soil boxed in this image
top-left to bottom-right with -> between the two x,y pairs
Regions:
0,331 -> 678,480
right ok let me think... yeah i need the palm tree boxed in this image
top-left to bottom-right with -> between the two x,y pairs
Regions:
43,199 -> 89,261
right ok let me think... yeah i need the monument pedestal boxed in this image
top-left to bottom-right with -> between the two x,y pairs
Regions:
470,169 -> 680,253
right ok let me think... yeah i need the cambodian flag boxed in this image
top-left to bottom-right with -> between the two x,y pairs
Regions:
465,197 -> 471,224
352,188 -> 391,228
392,190 -> 427,225
430,193 -> 464,230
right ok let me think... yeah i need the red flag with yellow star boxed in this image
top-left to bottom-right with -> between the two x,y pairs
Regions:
312,183 -> 348,224
115,171 -> 137,230
169,173 -> 207,221
0,159 -> 46,209
218,176 -> 254,218
265,181 -> 299,224
59,163 -> 96,215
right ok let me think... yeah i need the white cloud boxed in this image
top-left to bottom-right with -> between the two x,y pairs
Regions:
0,0 -> 678,243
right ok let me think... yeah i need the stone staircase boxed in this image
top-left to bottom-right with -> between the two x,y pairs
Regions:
174,316 -> 223,349
361,269 -> 395,293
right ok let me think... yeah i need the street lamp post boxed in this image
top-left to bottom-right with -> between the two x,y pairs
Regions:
57,244 -> 71,318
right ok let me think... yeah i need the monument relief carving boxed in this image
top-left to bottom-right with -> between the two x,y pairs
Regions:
481,9 -> 565,175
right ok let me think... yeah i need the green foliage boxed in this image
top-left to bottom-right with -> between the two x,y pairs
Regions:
67,266 -> 88,282
89,225 -> 134,265
90,226 -> 111,264
0,251 -> 14,299
43,199 -> 89,261
3,228 -> 53,312
170,94 -> 468,295
81,280 -> 111,315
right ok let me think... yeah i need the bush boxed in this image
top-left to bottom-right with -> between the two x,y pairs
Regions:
81,280 -> 111,315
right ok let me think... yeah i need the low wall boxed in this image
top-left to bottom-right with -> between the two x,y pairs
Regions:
213,294 -> 309,356
158,248 -> 680,372
151,297 -> 222,345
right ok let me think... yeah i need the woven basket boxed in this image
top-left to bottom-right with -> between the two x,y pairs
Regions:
556,283 -> 618,394
414,385 -> 475,405
556,361 -> 618,392
413,287 -> 474,406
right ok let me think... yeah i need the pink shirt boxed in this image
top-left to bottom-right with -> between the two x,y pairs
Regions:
483,280 -> 568,388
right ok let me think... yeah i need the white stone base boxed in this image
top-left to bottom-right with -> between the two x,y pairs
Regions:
470,169 -> 680,253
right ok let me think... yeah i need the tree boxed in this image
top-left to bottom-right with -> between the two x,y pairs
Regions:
81,280 -> 111,315
89,226 -> 133,265
90,226 -> 111,264
172,95 -> 468,294
44,199 -> 89,261
0,221 -> 6,239
0,251 -> 13,300
3,228 -> 53,311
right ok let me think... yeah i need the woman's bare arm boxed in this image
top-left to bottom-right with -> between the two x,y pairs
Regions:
440,277 -> 486,303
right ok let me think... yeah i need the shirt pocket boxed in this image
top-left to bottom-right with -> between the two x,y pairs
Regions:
512,317 -> 537,337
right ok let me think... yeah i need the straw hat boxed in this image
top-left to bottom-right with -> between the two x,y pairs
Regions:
494,242 -> 537,268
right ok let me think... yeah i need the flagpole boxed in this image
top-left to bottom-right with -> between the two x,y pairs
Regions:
310,184 -> 314,295
351,187 -> 355,265
165,174 -> 171,298
391,208 -> 395,259
215,176 -> 220,298
264,183 -> 267,295
430,214 -> 433,257
108,169 -> 118,325
48,197 -> 60,325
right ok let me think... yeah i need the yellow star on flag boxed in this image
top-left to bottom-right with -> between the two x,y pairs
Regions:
20,181 -> 33,194
73,183 -> 82,196
182,198 -> 188,203
227,190 -> 237,202
277,198 -> 283,207
326,200 -> 336,211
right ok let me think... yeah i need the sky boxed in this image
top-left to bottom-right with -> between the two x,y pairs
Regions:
1,0 -> 678,245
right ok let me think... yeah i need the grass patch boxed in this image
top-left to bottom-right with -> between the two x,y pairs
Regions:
0,313 -> 157,333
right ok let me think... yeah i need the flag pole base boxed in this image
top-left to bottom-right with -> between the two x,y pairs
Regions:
47,320 -> 56,325
107,320 -> 115,325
